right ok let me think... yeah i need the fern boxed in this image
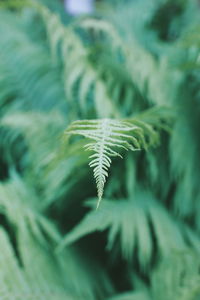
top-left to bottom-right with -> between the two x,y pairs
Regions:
0,1 -> 200,299
58,189 -> 200,268
108,252 -> 200,300
65,118 -> 147,208
35,3 -> 121,119
0,227 -> 111,300
0,174 -> 113,299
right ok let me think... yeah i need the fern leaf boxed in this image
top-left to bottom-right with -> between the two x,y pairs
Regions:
65,119 -> 143,208
57,189 -> 198,267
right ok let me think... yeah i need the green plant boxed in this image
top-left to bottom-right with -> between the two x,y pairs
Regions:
0,0 -> 200,299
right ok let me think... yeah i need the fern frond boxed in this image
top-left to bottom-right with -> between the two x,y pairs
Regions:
65,119 -> 144,207
57,189 -> 197,267
0,174 -> 113,299
36,4 -> 120,118
0,226 -> 112,300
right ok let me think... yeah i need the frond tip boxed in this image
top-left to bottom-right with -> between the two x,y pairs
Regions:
65,119 -> 144,208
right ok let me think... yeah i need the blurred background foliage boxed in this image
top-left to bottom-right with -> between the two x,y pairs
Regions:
0,0 -> 200,299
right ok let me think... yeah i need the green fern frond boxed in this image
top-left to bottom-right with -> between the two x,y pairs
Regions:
0,226 -> 111,300
35,4 -> 122,118
57,189 -> 196,267
65,119 -> 144,208
0,174 -> 113,299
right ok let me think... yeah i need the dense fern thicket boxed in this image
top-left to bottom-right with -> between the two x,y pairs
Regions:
0,0 -> 200,299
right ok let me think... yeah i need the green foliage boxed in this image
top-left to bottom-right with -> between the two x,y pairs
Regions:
0,0 -> 200,299
108,252 -> 200,300
58,189 -> 200,268
0,174 -> 113,299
